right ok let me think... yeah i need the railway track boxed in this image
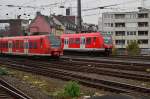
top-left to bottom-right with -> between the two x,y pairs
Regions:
63,54 -> 150,62
1,57 -> 150,82
0,77 -> 32,99
62,56 -> 150,71
0,57 -> 150,96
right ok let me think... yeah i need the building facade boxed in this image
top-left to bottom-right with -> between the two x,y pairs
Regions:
0,19 -> 29,37
100,9 -> 150,54
28,12 -> 76,36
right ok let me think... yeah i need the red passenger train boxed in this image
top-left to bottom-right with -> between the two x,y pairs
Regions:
61,32 -> 112,56
0,35 -> 63,57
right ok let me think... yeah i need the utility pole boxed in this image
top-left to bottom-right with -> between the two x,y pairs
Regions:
77,0 -> 82,33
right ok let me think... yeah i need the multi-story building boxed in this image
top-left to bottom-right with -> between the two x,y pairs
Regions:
99,9 -> 150,54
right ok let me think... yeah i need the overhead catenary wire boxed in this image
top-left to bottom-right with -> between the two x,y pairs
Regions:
82,0 -> 137,11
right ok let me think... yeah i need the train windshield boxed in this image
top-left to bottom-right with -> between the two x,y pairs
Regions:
49,34 -> 61,48
102,34 -> 112,44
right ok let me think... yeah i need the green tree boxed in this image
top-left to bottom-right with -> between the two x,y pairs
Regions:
126,41 -> 140,56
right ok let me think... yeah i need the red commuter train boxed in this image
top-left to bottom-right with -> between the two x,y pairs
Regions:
61,32 -> 113,56
0,35 -> 63,57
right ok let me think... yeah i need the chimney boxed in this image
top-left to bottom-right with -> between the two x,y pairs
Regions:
17,15 -> 21,19
36,11 -> 41,16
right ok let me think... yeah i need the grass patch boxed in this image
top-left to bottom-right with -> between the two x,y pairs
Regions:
0,67 -> 9,75
53,81 -> 81,99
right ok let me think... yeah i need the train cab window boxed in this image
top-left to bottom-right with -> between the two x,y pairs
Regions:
86,38 -> 91,45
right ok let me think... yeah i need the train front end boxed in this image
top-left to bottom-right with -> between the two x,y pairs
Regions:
103,34 -> 113,55
49,35 -> 63,57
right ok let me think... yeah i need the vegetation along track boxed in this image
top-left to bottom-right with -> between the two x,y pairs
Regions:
0,77 -> 32,99
0,57 -> 150,96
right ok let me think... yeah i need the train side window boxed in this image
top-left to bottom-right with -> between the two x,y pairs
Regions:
13,42 -> 15,48
8,42 -> 11,48
6,42 -> 8,48
75,38 -> 80,44
86,38 -> 91,45
16,41 -> 19,48
24,42 -> 28,49
40,38 -> 43,48
93,37 -> 96,42
29,42 -> 32,49
20,41 -> 23,48
69,38 -> 74,44
64,39 -> 66,44
2,42 -> 3,48
33,42 -> 37,49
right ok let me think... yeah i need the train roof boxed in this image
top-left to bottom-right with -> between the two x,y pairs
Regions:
61,32 -> 102,38
0,35 -> 48,40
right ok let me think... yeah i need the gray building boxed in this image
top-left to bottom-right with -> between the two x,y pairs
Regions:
99,9 -> 150,54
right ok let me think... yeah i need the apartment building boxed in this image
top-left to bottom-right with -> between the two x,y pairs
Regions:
99,9 -> 150,54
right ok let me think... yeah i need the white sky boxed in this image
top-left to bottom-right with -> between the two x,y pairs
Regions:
0,0 -> 150,24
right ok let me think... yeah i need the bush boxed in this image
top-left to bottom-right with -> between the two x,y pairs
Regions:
64,81 -> 80,98
112,46 -> 117,56
126,41 -> 140,56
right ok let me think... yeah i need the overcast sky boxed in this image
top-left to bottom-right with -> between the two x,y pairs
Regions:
0,0 -> 150,24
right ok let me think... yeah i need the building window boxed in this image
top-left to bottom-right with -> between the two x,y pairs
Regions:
138,39 -> 148,44
138,31 -> 148,36
127,31 -> 136,35
115,14 -> 125,19
138,22 -> 148,27
115,23 -> 125,27
115,31 -> 125,36
126,14 -> 136,19
138,13 -> 148,18
126,22 -> 137,28
127,40 -> 136,44
115,40 -> 125,45
104,14 -> 113,19
104,23 -> 113,27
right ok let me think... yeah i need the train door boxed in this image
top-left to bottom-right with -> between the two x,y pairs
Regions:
24,39 -> 29,54
80,37 -> 85,49
64,38 -> 68,49
8,40 -> 12,53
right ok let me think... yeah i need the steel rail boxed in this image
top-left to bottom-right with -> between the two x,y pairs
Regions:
0,60 -> 150,96
0,78 -> 32,99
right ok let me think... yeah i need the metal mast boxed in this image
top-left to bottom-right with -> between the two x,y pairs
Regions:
77,0 -> 82,33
